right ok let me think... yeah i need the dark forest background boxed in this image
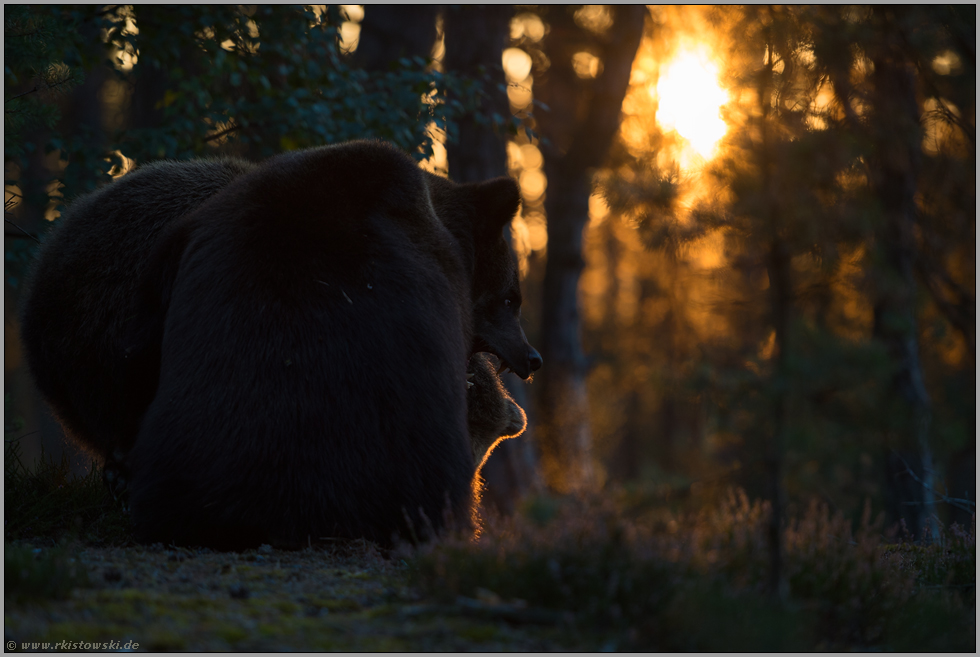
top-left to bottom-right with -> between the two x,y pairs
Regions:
5,4 -> 975,551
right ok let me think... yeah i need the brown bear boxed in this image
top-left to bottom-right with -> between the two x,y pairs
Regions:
118,141 -> 537,548
19,157 -> 254,468
20,148 -> 540,504
466,351 -> 527,533
467,353 -> 526,474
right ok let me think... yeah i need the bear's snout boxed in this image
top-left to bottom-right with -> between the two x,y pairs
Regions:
528,346 -> 543,373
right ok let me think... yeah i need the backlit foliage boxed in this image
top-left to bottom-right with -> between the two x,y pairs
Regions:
4,5 -> 492,220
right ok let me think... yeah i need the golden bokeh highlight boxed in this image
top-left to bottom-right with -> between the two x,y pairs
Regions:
502,47 -> 533,83
519,169 -> 547,203
510,12 -> 545,42
573,51 -> 602,79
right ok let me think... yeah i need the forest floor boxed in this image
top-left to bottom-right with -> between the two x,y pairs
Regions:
4,539 -> 580,652
4,447 -> 975,652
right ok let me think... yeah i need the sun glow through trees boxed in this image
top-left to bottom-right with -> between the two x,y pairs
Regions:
653,44 -> 729,161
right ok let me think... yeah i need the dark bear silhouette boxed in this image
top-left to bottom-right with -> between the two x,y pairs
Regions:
467,353 -> 526,473
20,158 -> 254,466
20,153 -> 540,464
124,141 -> 537,548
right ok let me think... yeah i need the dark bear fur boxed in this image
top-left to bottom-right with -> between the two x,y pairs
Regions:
20,152 -> 540,472
125,141 -> 534,548
425,173 -> 542,379
19,158 -> 254,463
466,353 -> 526,473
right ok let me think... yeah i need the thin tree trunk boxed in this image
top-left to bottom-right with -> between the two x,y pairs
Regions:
759,28 -> 789,599
766,237 -> 791,600
658,255 -> 683,474
825,7 -> 939,541
535,6 -> 646,493
443,5 -> 541,514
602,216 -> 638,482
614,390 -> 642,481
869,24 -> 937,540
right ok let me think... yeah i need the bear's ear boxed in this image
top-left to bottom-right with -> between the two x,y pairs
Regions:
470,177 -> 521,238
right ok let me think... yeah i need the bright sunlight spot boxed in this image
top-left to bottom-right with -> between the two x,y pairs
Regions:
653,43 -> 729,160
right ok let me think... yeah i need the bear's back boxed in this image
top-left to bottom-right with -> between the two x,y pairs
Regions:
19,157 -> 254,456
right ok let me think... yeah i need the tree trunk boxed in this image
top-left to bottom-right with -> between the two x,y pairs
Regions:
534,6 -> 646,493
443,5 -> 541,514
354,6 -> 438,72
869,9 -> 937,541
130,6 -> 171,133
443,6 -> 512,181
758,29 -> 789,599
825,7 -> 939,541
766,237 -> 791,600
129,6 -> 207,160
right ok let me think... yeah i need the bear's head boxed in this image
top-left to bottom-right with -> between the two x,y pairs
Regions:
467,353 -> 527,473
426,173 -> 543,380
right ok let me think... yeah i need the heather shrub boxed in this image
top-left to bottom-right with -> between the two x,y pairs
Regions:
676,488 -> 771,586
408,488 -> 975,651
410,494 -> 676,633
783,501 -> 913,647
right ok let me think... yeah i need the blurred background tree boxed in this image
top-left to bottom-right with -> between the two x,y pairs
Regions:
531,5 -> 647,494
5,5 -> 974,545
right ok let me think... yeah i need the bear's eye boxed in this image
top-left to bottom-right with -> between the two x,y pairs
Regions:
504,299 -> 512,307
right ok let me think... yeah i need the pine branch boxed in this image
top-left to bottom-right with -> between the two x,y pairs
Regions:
4,215 -> 42,244
38,69 -> 77,96
5,85 -> 39,104
202,123 -> 242,143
